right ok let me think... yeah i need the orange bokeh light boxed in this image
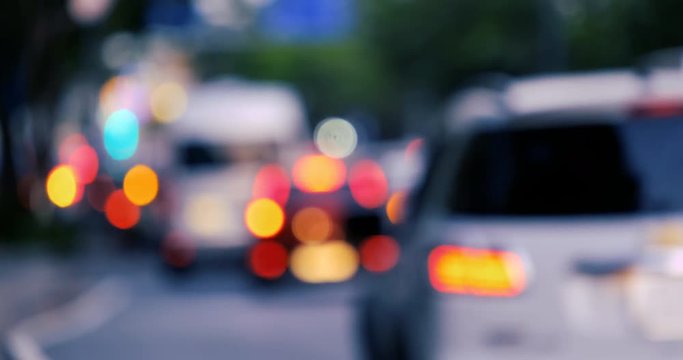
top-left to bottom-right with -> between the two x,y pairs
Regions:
292,155 -> 346,193
292,207 -> 333,244
105,189 -> 141,230
244,198 -> 285,238
123,164 -> 159,206
428,245 -> 526,297
360,235 -> 400,273
386,191 -> 406,224
252,164 -> 291,205
349,159 -> 388,209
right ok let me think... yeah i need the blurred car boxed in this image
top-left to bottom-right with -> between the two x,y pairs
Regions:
244,139 -> 425,283
360,76 -> 683,359
159,78 -> 307,271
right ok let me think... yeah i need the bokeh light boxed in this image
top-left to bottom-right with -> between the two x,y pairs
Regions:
162,232 -> 196,269
58,133 -> 87,163
123,165 -> 159,206
244,198 -> 285,238
104,109 -> 139,160
67,0 -> 114,25
290,241 -> 359,284
87,175 -> 115,212
428,245 -> 527,297
249,241 -> 289,280
73,182 -> 86,205
292,207 -> 333,244
68,144 -> 99,185
405,137 -> 424,160
150,82 -> 188,123
292,155 -> 346,193
252,164 -> 290,205
99,76 -> 149,122
105,189 -> 141,230
348,159 -> 389,209
46,165 -> 78,208
314,117 -> 358,159
184,195 -> 232,237
360,235 -> 400,273
386,191 -> 406,224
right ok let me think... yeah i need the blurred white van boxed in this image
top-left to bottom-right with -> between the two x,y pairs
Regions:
160,78 -> 307,270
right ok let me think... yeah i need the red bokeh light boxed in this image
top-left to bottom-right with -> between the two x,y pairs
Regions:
360,235 -> 400,273
249,241 -> 288,280
162,232 -> 196,269
68,144 -> 99,184
252,164 -> 291,205
58,133 -> 87,163
405,137 -> 424,159
349,160 -> 389,209
105,189 -> 140,229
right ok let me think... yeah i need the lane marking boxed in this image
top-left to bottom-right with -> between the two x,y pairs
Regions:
6,277 -> 131,360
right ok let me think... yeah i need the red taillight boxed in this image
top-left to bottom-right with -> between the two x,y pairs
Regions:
292,154 -> 346,193
428,245 -> 527,297
631,99 -> 683,118
252,164 -> 291,205
249,241 -> 289,280
360,235 -> 400,273
348,159 -> 388,209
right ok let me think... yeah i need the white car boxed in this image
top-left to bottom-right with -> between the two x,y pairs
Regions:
360,107 -> 683,359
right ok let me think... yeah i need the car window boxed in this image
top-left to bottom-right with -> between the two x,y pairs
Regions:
177,141 -> 277,169
177,142 -> 230,168
447,119 -> 683,216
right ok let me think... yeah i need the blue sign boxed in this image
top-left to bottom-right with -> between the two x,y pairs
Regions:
259,0 -> 355,42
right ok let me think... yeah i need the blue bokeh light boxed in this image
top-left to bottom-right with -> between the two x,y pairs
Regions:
104,109 -> 139,161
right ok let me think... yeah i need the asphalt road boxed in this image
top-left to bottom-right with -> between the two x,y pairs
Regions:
30,257 -> 363,360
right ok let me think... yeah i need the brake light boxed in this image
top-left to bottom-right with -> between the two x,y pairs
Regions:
428,245 -> 527,297
631,99 -> 683,118
292,154 -> 346,193
252,164 -> 291,205
348,159 -> 388,209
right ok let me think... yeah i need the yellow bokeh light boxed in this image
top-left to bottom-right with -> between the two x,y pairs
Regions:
150,82 -> 187,123
245,198 -> 285,238
292,155 -> 346,193
46,165 -> 78,208
292,207 -> 333,244
290,241 -> 359,284
123,165 -> 159,206
386,191 -> 406,224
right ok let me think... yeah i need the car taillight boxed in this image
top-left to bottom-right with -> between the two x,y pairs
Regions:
292,154 -> 346,193
428,245 -> 527,297
630,99 -> 683,118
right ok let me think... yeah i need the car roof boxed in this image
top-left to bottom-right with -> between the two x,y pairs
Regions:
445,69 -> 683,133
170,78 -> 308,145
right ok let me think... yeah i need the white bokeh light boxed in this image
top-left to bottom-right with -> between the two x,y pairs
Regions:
314,118 -> 358,159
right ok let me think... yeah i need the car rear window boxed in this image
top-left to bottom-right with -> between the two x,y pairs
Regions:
177,141 -> 275,169
449,118 -> 683,215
